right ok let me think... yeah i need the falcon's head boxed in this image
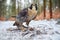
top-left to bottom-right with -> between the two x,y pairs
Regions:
29,4 -> 38,10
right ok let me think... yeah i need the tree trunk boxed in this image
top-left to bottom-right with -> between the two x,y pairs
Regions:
49,0 -> 52,19
43,0 -> 46,19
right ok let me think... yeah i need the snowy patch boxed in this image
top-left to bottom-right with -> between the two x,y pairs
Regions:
0,19 -> 60,40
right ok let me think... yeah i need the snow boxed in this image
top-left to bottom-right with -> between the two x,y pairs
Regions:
0,19 -> 60,40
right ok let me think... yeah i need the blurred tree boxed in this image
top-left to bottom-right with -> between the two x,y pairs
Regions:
57,0 -> 60,9
49,0 -> 52,19
43,0 -> 46,19
52,0 -> 57,10
17,0 -> 20,13
5,0 -> 16,18
52,0 -> 60,10
27,0 -> 30,7
1,0 -> 59,19
11,0 -> 16,16
37,0 -> 40,14
17,0 -> 22,13
0,0 -> 6,17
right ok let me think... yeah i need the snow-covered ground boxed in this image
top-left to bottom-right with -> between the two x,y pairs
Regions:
0,19 -> 60,40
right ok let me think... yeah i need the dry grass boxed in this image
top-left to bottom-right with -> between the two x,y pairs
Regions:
0,9 -> 60,21
35,9 -> 60,20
